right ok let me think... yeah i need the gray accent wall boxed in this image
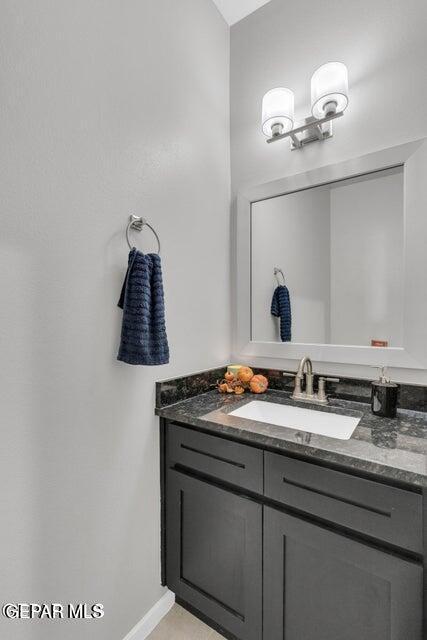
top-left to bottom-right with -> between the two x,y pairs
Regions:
0,1 -> 230,639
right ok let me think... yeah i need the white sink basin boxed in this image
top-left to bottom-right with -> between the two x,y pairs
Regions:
229,400 -> 361,440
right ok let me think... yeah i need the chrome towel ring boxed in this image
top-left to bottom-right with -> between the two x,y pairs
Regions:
126,215 -> 161,254
274,267 -> 286,286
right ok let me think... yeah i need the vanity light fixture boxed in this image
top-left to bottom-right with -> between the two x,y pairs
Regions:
262,62 -> 349,150
262,88 -> 295,138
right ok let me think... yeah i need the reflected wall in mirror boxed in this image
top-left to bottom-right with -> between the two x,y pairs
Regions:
251,166 -> 404,347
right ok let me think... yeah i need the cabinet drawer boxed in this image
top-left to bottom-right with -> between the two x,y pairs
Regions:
168,423 -> 263,493
264,452 -> 423,553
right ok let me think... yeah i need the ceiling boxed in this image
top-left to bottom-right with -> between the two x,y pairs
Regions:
212,0 -> 272,25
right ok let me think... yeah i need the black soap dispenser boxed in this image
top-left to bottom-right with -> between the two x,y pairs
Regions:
371,367 -> 399,418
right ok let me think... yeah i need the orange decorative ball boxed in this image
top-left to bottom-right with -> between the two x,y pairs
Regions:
250,374 -> 269,394
224,371 -> 235,382
234,385 -> 245,395
238,366 -> 254,383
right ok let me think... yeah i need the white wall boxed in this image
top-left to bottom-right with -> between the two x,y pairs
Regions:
330,171 -> 404,347
0,2 -> 230,640
230,0 -> 427,383
252,188 -> 330,343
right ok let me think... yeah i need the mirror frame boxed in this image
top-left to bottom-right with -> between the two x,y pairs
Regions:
234,138 -> 427,370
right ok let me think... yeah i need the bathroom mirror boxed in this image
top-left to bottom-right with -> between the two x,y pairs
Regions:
251,166 -> 404,347
235,139 -> 427,370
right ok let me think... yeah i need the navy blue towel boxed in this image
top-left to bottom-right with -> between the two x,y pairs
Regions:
117,248 -> 169,365
271,285 -> 292,342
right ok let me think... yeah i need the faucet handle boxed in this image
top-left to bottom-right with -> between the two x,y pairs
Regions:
282,371 -> 296,377
317,377 -> 340,403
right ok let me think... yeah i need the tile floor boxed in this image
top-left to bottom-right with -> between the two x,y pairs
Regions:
147,604 -> 226,639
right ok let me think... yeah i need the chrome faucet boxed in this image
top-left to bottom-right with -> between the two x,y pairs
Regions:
294,356 -> 314,400
284,357 -> 339,405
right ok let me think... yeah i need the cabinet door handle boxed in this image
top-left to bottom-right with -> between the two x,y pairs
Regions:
282,476 -> 392,518
180,443 -> 246,468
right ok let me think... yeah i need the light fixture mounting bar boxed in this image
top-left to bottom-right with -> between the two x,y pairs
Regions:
266,110 -> 344,145
289,132 -> 302,149
314,124 -> 324,141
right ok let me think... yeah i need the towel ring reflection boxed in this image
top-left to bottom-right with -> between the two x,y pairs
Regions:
126,215 -> 161,254
274,267 -> 286,286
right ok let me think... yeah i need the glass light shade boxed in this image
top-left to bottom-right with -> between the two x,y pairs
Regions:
262,88 -> 294,137
311,62 -> 349,120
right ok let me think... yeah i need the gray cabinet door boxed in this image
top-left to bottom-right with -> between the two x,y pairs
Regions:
264,507 -> 423,640
166,469 -> 262,640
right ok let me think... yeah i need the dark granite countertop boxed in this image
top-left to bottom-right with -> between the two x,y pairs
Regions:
156,389 -> 427,488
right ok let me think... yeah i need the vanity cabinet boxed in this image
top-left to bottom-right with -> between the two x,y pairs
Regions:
162,420 -> 425,640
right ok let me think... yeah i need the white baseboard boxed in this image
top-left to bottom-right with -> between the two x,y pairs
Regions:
122,590 -> 175,640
